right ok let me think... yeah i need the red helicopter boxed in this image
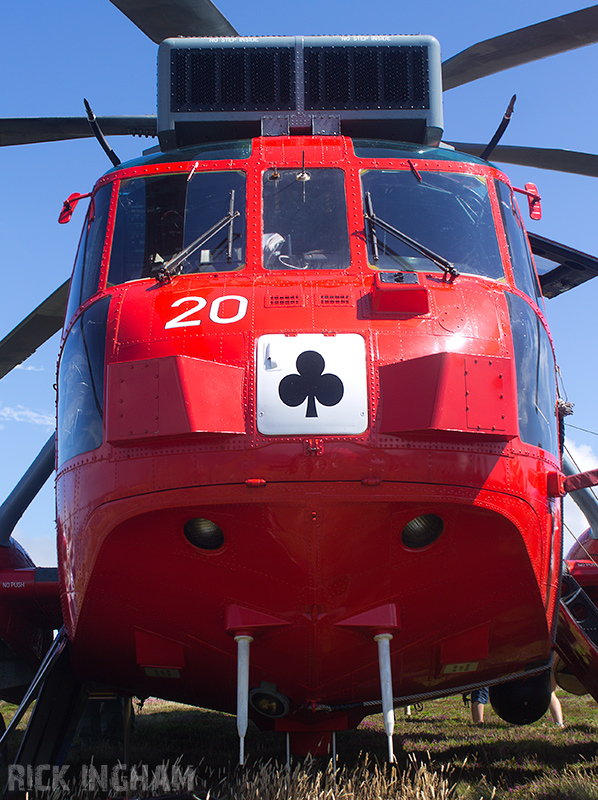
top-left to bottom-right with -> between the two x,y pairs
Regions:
1,0 -> 598,769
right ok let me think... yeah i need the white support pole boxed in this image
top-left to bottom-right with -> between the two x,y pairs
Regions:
286,731 -> 290,771
123,696 -> 132,773
235,635 -> 253,766
332,730 -> 337,772
374,633 -> 396,763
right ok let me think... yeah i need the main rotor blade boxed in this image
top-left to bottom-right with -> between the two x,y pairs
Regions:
110,0 -> 239,42
442,5 -> 598,90
0,116 -> 157,147
448,142 -> 598,178
0,435 -> 55,548
0,281 -> 69,379
529,233 -> 598,298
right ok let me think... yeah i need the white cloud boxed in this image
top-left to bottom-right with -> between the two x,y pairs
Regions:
564,439 -> 598,473
563,438 -> 598,557
12,530 -> 57,567
0,405 -> 54,427
15,364 -> 45,372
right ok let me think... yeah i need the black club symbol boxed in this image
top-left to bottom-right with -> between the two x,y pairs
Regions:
278,351 -> 344,418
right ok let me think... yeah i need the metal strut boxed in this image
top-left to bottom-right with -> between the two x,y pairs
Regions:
235,635 -> 253,766
374,633 -> 396,763
2,628 -> 87,788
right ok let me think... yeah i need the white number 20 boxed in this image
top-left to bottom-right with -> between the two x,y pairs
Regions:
164,295 -> 248,329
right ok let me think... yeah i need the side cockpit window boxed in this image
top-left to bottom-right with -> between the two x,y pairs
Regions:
107,171 -> 246,285
65,183 -> 112,323
58,297 -> 110,466
506,292 -> 558,456
496,180 -> 541,302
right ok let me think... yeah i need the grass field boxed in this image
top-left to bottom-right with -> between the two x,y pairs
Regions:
1,689 -> 598,799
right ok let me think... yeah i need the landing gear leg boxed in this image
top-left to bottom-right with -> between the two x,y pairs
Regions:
235,635 -> 253,766
123,696 -> 133,770
374,633 -> 396,763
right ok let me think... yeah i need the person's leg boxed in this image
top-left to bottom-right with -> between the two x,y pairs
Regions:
470,687 -> 488,725
472,700 -> 484,724
549,673 -> 563,726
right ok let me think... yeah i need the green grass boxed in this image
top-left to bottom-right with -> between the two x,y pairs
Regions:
1,690 -> 597,798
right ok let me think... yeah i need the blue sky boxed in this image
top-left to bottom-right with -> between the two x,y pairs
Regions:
0,0 -> 597,564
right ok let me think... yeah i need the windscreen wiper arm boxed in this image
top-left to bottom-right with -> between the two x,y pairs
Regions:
226,189 -> 236,262
157,193 -> 240,282
364,192 -> 459,279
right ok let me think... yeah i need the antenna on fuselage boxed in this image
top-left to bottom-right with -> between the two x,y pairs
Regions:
84,98 -> 121,167
480,95 -> 517,161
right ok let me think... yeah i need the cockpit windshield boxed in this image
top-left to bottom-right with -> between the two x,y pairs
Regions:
361,170 -> 503,280
262,168 -> 350,270
107,171 -> 246,285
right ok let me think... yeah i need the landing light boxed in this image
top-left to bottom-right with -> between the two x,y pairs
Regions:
184,518 -> 224,550
401,514 -> 444,549
249,685 -> 290,718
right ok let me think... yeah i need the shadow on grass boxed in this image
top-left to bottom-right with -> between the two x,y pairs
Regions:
1,692 -> 597,799
63,701 -> 598,795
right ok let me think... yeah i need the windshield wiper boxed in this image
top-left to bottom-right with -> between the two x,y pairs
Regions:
157,190 -> 240,283
364,192 -> 459,279
226,189 -> 236,262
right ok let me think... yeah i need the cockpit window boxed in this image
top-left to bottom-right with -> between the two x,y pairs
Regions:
506,292 -> 558,456
107,171 -> 246,285
495,180 -> 541,302
58,297 -> 110,465
361,170 -> 504,280
262,168 -> 350,270
66,183 -> 112,323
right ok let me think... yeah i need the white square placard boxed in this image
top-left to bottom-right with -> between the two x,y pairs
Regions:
256,333 -> 368,435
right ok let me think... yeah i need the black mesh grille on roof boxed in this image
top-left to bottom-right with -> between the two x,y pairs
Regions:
171,46 -> 295,112
158,36 -> 443,149
304,45 -> 429,110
